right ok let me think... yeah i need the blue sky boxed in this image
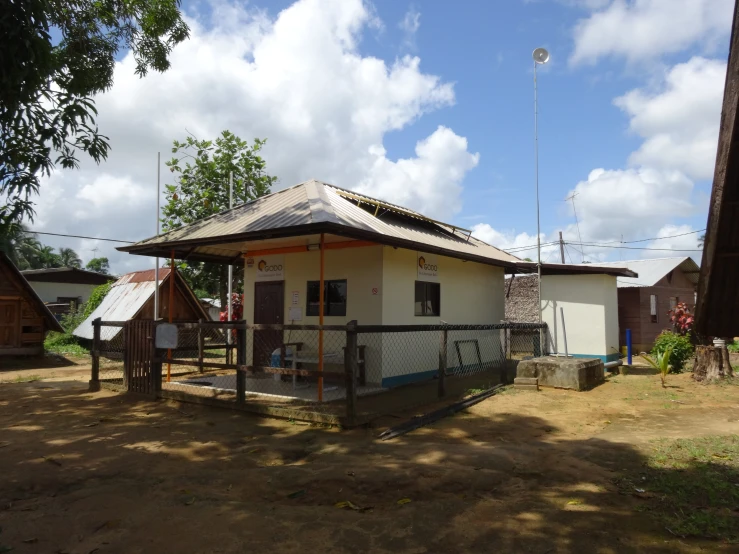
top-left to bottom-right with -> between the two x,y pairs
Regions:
34,0 -> 733,271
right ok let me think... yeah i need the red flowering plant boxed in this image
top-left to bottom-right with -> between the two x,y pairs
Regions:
219,293 -> 244,341
668,302 -> 694,336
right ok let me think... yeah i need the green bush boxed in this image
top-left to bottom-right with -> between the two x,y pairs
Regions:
652,331 -> 694,373
728,341 -> 739,353
44,282 -> 112,356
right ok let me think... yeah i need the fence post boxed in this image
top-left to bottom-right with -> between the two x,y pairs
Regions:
438,327 -> 448,398
89,317 -> 101,391
150,322 -> 162,398
197,318 -> 204,373
236,320 -> 247,404
344,320 -> 358,426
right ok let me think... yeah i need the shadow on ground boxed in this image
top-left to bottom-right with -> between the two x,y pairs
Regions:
0,380 -> 735,553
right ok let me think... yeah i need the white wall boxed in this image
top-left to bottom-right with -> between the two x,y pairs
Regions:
379,248 -> 506,386
28,282 -> 98,304
541,274 -> 619,362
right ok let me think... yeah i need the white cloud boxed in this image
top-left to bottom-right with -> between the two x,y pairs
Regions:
471,224 -> 565,262
567,167 -> 695,241
357,126 -> 479,218
570,0 -> 733,65
32,0 -> 477,273
615,56 -> 726,180
399,6 -> 421,51
641,224 -> 702,259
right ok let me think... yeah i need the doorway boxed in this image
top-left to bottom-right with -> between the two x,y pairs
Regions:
0,300 -> 19,348
253,281 -> 284,367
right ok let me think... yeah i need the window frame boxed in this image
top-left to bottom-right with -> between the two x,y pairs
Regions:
306,279 -> 347,317
414,280 -> 441,317
650,294 -> 658,323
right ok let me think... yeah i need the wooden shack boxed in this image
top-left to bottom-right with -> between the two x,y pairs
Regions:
0,251 -> 64,357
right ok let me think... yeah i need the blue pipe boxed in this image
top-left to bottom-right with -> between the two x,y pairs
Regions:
626,329 -> 632,365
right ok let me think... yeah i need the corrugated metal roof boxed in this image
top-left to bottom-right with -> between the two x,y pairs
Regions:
586,257 -> 700,288
119,180 -> 520,266
73,269 -> 170,340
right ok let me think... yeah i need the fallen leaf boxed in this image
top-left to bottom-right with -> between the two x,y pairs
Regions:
247,448 -> 260,454
184,497 -> 195,506
713,454 -> 729,459
346,471 -> 355,477
397,498 -> 412,506
335,500 -> 371,511
566,499 -> 582,506
43,456 -> 62,467
287,490 -> 306,499
22,539 -> 38,544
84,422 -> 99,428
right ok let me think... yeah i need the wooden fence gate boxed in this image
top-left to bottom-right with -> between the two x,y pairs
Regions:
124,320 -> 160,397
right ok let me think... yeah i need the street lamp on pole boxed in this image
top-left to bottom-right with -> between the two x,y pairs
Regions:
533,47 -> 549,354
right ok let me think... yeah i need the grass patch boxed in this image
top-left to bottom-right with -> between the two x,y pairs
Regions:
619,435 -> 739,542
44,332 -> 89,357
2,374 -> 42,384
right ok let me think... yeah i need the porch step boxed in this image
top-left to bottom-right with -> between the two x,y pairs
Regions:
514,377 -> 539,391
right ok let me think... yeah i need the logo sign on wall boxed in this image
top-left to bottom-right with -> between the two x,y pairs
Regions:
417,252 -> 439,280
254,255 -> 284,282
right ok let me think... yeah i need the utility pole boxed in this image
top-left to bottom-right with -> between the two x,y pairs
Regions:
559,231 -> 565,264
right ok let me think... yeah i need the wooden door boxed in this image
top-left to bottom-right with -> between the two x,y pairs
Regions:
0,301 -> 19,348
253,281 -> 284,367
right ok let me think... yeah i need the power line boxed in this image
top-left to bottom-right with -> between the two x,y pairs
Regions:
502,228 -> 707,254
575,242 -> 703,252
23,230 -> 135,244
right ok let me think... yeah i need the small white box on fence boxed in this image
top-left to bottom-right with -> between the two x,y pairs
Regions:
155,323 -> 178,349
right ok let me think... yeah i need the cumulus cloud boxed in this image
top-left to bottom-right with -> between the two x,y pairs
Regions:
31,0 -> 477,273
570,0 -> 733,65
641,224 -> 702,259
615,57 -> 726,180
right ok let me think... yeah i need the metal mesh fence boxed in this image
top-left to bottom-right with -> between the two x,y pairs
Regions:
91,320 -> 547,424
98,323 -> 125,388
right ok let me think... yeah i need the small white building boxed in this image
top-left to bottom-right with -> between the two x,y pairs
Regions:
506,268 -> 632,363
120,180 -> 635,389
22,267 -> 116,308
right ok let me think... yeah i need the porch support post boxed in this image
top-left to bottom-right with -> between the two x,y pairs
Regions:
345,320 -> 358,426
89,317 -> 101,391
167,249 -> 174,382
318,233 -> 325,402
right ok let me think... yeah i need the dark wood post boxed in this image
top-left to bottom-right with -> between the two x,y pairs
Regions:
89,317 -> 101,391
150,322 -> 163,398
197,318 -> 204,373
438,327 -> 448,398
345,320 -> 358,426
236,320 -> 247,404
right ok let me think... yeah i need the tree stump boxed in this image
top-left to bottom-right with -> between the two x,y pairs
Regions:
692,345 -> 735,383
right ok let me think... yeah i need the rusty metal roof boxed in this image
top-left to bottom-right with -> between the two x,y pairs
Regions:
118,180 -> 521,267
73,268 -> 186,340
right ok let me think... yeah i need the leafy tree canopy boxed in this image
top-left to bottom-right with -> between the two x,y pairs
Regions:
86,256 -> 111,274
162,130 -> 277,305
1,0 -> 190,236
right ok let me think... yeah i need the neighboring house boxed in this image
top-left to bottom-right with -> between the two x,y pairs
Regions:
591,257 -> 700,352
200,298 -> 222,321
73,268 -> 210,341
21,267 -> 116,316
505,268 -> 633,363
0,251 -> 63,357
118,179 -> 635,387
696,1 -> 739,337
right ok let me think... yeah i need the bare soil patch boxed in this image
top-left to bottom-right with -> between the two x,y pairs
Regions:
0,367 -> 737,553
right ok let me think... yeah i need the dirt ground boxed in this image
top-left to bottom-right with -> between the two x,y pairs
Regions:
0,359 -> 738,553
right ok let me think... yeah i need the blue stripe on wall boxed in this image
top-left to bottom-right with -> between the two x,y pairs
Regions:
569,352 -> 621,363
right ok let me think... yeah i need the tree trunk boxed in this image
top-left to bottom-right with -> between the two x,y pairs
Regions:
692,345 -> 735,383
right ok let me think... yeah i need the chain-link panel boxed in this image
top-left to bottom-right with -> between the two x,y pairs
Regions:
98,323 -> 124,387
244,327 -> 348,408
163,322 -> 237,402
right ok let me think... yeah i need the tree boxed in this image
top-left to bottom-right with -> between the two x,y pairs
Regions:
86,257 -> 111,274
35,245 -> 62,268
1,0 -> 190,237
1,224 -> 42,270
162,130 -> 277,306
58,247 -> 82,268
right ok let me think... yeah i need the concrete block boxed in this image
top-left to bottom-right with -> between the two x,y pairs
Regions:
517,356 -> 604,391
514,384 -> 539,391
